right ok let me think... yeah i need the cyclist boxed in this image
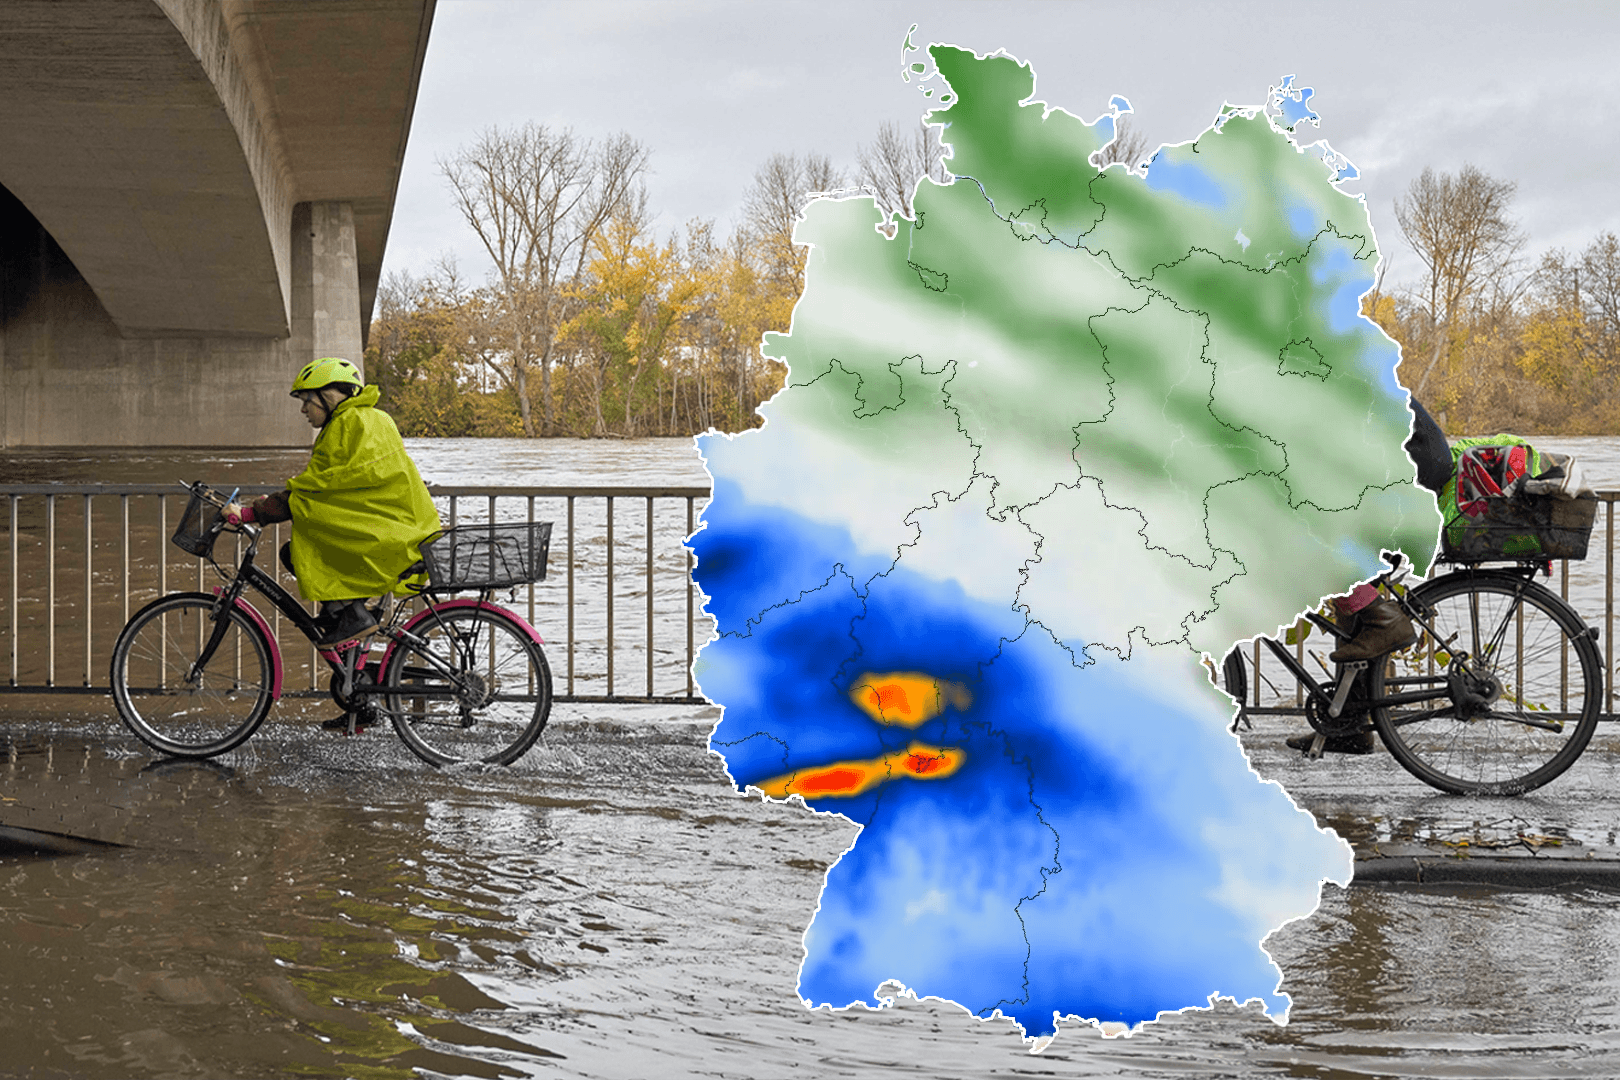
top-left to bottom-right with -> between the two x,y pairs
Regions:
225,357 -> 440,647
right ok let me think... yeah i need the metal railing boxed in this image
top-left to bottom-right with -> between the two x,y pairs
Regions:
0,483 -> 712,705
1234,490 -> 1620,720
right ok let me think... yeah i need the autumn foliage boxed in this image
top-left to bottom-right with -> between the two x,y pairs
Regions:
367,126 -> 844,438
1376,165 -> 1620,435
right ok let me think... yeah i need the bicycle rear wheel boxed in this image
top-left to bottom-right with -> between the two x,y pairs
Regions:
1370,571 -> 1601,795
110,592 -> 275,758
381,605 -> 553,766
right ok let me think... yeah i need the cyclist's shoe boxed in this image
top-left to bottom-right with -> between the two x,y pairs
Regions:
315,603 -> 378,646
320,711 -> 378,734
1328,598 -> 1417,662
1286,729 -> 1376,755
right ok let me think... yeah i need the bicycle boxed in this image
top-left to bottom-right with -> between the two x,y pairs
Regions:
1223,551 -> 1603,796
109,482 -> 554,767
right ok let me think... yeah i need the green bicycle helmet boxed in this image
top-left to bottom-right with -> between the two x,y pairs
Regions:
291,357 -> 363,395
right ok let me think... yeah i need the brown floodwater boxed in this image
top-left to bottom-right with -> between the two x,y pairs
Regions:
4,704 -> 1620,1079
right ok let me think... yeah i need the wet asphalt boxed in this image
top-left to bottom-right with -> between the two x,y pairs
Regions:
1239,711 -> 1620,886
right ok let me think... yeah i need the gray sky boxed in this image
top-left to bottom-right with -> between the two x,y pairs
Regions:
384,0 -> 1620,294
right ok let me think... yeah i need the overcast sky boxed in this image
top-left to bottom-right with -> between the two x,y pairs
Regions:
383,0 -> 1620,294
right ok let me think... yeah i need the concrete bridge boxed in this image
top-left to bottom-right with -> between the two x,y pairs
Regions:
0,0 -> 435,448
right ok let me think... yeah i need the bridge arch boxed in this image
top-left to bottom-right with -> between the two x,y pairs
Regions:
0,0 -> 434,446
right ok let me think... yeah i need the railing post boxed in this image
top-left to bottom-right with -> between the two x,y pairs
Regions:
46,494 -> 55,687
528,495 -> 537,697
606,495 -> 615,699
158,494 -> 168,685
1252,638 -> 1260,709
693,498 -> 699,702
1608,498 -> 1614,718
8,495 -> 16,687
1561,557 -> 1569,713
121,494 -> 130,627
83,494 -> 93,687
566,495 -> 575,698
646,495 -> 654,699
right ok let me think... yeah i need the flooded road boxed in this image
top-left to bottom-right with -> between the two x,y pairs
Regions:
6,704 -> 1620,1078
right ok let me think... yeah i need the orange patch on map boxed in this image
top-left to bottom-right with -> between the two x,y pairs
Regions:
756,742 -> 966,799
848,672 -> 972,727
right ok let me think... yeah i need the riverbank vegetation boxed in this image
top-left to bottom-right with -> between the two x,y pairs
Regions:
1370,164 -> 1620,435
371,126 -> 1611,438
368,121 -> 944,438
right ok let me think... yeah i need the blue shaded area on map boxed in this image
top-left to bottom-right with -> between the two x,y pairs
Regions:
1278,86 -> 1318,129
1302,242 -> 1401,398
1288,204 -> 1318,240
689,475 -> 894,636
697,497 -> 1297,1035
1361,333 -> 1405,399
1143,155 -> 1226,209
1273,76 -> 1319,130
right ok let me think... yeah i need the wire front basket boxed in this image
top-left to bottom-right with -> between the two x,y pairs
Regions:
171,488 -> 223,559
420,521 -> 552,591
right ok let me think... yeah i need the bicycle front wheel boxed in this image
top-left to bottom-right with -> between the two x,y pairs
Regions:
381,605 -> 553,766
1370,571 -> 1601,795
110,592 -> 275,758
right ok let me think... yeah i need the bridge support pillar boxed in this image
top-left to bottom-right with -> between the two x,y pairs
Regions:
291,201 -> 364,378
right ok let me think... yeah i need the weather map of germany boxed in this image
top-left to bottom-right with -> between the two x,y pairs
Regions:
689,38 -> 1435,1041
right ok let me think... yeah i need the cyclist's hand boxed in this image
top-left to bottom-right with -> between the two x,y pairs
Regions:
223,502 -> 254,526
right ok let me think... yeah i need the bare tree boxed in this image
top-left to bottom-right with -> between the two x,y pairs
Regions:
743,151 -> 844,270
1092,114 -> 1149,170
1394,164 -> 1524,397
728,152 -> 843,421
1547,232 -> 1620,350
857,120 -> 949,220
1581,232 -> 1620,339
440,124 -> 649,435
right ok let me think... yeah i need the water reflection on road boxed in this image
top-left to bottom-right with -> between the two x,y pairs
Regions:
3,706 -> 1620,1078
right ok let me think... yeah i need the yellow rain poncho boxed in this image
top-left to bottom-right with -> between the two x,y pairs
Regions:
286,385 -> 440,602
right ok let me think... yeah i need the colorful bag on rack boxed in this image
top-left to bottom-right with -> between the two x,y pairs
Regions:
1437,434 -> 1597,562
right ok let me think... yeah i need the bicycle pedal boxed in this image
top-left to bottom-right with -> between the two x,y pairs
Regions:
1307,732 -> 1327,760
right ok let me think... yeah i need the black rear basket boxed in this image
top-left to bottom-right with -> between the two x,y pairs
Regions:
170,489 -> 222,559
1440,493 -> 1598,563
420,521 -> 552,591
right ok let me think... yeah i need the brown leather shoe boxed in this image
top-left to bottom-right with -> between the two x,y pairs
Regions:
1329,598 -> 1417,662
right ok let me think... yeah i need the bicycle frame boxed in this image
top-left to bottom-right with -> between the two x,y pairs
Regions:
198,523 -> 547,711
1260,560 -> 1561,722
